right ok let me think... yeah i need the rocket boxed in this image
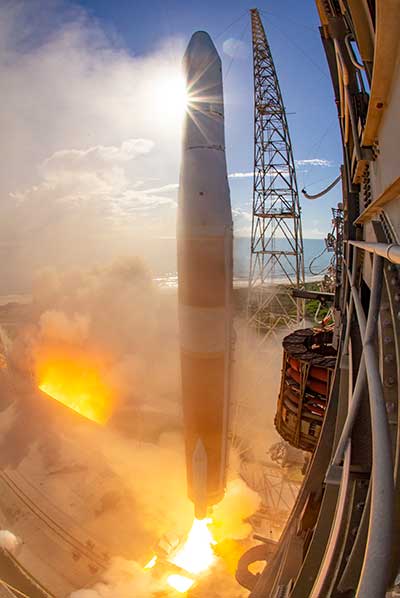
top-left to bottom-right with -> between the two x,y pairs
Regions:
177,31 -> 233,519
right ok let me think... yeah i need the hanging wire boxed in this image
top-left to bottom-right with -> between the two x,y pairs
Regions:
298,119 -> 338,194
215,10 -> 248,40
258,8 -> 320,34
301,173 -> 337,190
224,20 -> 249,79
305,118 -> 337,161
256,8 -> 338,197
258,10 -> 329,79
308,245 -> 330,276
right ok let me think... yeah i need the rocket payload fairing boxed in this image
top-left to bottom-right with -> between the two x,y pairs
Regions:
177,31 -> 233,519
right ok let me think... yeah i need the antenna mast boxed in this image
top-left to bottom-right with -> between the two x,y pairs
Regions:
248,9 -> 305,340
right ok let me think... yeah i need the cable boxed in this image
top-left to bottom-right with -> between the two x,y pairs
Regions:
215,10 -> 248,40
308,246 -> 330,276
224,20 -> 249,80
259,12 -> 329,80
304,118 -> 337,161
258,8 -> 319,34
302,174 -> 341,200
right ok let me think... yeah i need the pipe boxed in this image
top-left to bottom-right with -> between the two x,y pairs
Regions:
333,249 -> 367,465
349,240 -> 400,265
356,255 -> 394,597
334,38 -> 362,162
310,443 -> 352,597
302,174 -> 342,200
345,34 -> 365,70
331,251 -> 394,596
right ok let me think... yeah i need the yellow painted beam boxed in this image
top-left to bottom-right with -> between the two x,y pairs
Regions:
362,0 -> 400,146
355,175 -> 400,223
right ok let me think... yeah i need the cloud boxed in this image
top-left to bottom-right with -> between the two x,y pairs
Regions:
296,158 -> 333,167
228,172 -> 253,179
301,226 -> 326,239
0,1 -> 185,291
9,137 -> 175,244
229,161 -> 334,179
42,139 -> 154,176
142,183 -> 179,194
232,208 -> 252,237
229,169 -> 291,179
222,38 -> 248,59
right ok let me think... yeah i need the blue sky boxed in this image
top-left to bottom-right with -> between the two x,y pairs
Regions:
75,0 -> 343,238
0,1 -> 343,290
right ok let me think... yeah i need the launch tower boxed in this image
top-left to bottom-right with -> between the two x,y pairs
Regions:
247,9 -> 304,341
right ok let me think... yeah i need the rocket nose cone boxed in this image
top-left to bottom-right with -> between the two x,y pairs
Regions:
183,30 -> 221,82
187,31 -> 218,55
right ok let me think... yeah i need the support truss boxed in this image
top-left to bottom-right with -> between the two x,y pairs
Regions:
247,9 -> 305,340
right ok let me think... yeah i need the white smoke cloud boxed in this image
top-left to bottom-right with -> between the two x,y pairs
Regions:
222,38 -> 248,59
0,530 -> 22,554
69,557 -> 163,598
0,0 -> 184,293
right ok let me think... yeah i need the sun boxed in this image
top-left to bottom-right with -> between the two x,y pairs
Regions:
155,72 -> 188,120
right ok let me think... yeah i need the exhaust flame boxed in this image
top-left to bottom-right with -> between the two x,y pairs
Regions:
167,518 -> 216,593
37,351 -> 113,424
144,555 -> 158,569
167,574 -> 194,593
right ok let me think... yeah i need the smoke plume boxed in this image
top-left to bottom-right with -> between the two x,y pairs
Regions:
0,530 -> 22,554
0,0 -> 184,294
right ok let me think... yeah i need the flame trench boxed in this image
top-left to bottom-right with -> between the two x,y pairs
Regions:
37,351 -> 113,424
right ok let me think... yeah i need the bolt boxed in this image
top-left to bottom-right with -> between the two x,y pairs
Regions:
382,317 -> 392,327
384,353 -> 394,363
384,336 -> 393,344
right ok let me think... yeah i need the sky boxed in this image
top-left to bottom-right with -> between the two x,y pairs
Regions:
1,0 -> 343,291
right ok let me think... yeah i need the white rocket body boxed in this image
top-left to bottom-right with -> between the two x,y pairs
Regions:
178,31 -> 233,518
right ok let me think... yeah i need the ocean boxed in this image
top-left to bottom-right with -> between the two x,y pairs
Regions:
146,237 -> 332,287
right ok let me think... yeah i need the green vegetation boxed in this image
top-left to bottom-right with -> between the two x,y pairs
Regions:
233,280 -> 330,325
303,281 -> 330,321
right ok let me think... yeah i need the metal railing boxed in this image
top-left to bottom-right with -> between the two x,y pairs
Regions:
312,240 -> 397,598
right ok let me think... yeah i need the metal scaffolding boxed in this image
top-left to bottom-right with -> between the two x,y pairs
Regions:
247,9 -> 305,340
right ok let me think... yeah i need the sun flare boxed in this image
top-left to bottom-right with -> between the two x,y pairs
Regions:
156,73 -> 188,119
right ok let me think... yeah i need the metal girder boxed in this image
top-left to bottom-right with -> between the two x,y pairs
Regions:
247,9 -> 305,341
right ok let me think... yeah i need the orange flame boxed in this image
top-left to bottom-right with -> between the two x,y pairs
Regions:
144,555 -> 158,569
167,574 -> 194,593
167,518 -> 216,593
37,349 -> 114,424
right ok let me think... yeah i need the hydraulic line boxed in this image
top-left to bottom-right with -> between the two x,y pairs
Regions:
302,174 -> 341,200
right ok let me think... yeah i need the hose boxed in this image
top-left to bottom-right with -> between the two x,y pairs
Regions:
302,174 -> 341,200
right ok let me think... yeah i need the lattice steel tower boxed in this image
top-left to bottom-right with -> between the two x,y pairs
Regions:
247,9 -> 305,339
